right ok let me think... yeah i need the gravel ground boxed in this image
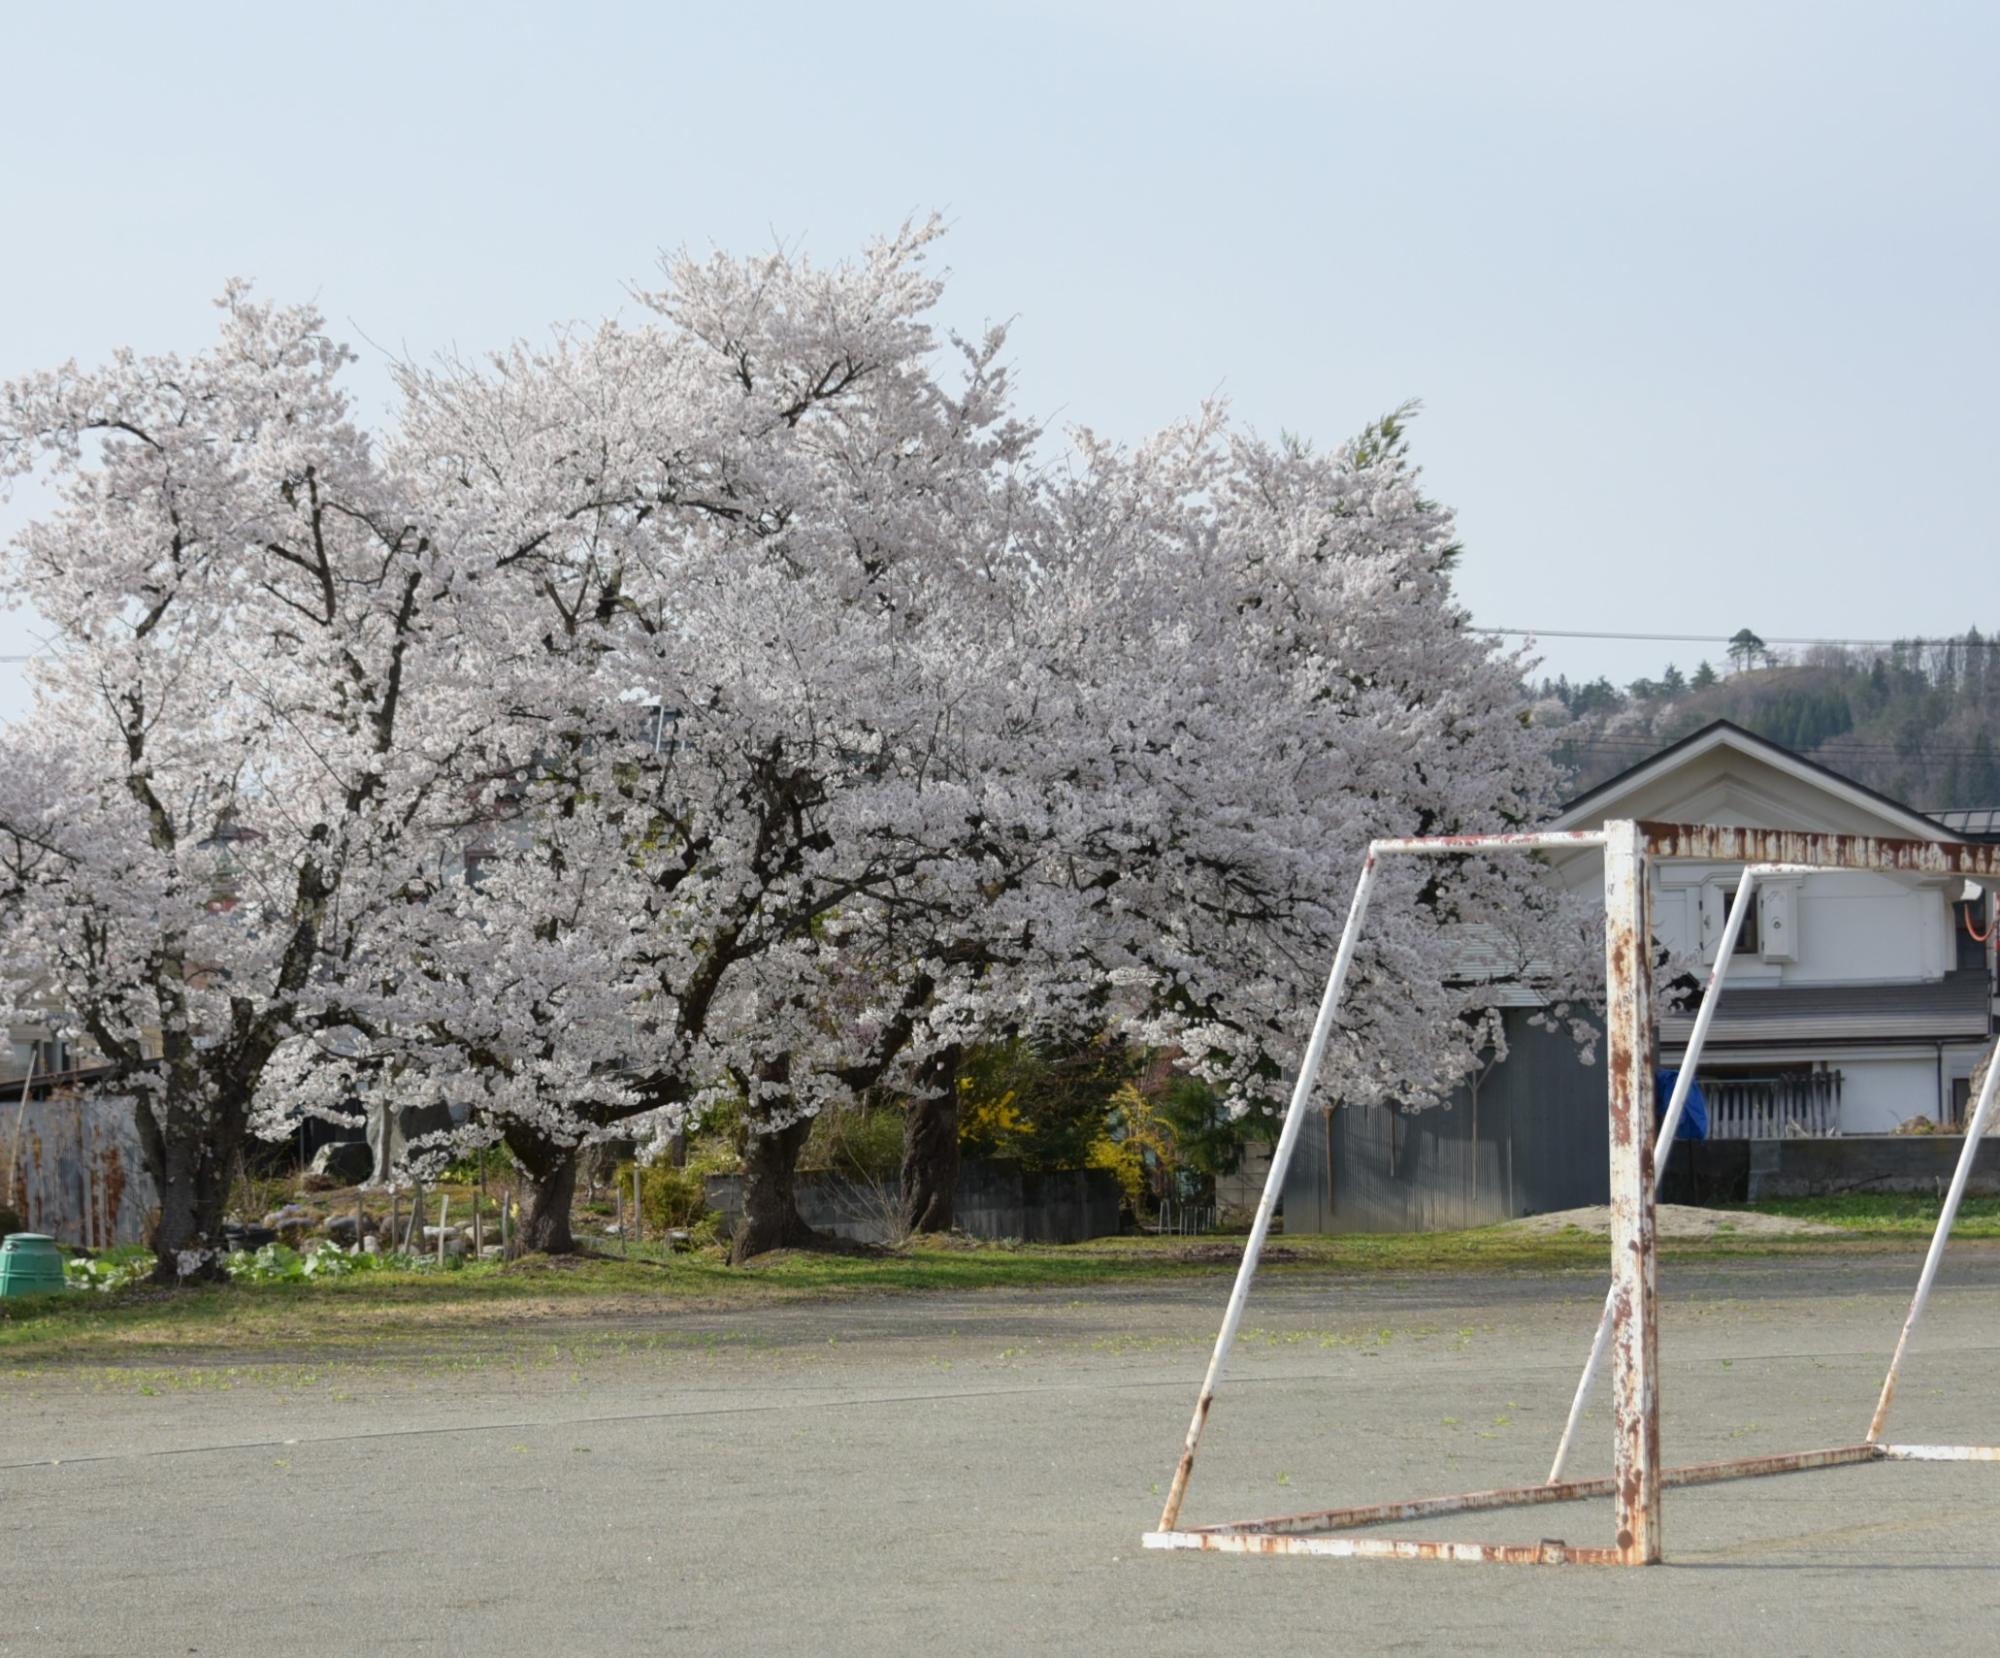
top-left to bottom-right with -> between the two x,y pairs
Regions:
3,1247 -> 1999,1656
1499,1202 -> 1843,1238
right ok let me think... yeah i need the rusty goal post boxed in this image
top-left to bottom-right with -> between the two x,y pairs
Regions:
1145,819 -> 2000,1566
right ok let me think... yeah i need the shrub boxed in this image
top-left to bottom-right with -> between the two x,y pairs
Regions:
801,1102 -> 904,1179
630,1162 -> 711,1234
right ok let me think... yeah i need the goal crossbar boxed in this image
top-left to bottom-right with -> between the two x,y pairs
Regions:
1145,819 -> 2000,1567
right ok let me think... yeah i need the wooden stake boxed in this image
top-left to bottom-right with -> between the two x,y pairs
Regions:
6,1046 -> 36,1212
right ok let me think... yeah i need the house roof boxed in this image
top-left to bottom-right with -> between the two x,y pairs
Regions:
1926,806 -> 2000,842
1660,970 -> 1991,1049
1552,720 -> 1967,844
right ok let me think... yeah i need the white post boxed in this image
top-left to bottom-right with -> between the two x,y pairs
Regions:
1867,1041 -> 2000,1441
1547,864 -> 1762,1483
1155,849 -> 1383,1533
1601,820 -> 1662,1564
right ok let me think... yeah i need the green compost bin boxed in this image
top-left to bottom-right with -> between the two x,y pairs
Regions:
0,1233 -> 69,1297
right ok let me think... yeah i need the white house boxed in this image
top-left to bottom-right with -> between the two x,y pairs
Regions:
1550,721 -> 1996,1134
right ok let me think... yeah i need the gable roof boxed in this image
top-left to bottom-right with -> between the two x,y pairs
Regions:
1928,806 -> 2000,842
1552,720 -> 1965,844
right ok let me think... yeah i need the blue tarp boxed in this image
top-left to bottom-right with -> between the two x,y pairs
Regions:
1655,1069 -> 1708,1141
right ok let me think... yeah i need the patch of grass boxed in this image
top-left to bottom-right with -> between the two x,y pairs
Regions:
0,1220 -> 1977,1368
1736,1195 -> 2000,1236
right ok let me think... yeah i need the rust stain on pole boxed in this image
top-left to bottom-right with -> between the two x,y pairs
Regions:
1148,818 -> 2000,1571
1602,821 -> 1662,1564
1638,822 -> 2000,875
1160,1445 -> 1889,1561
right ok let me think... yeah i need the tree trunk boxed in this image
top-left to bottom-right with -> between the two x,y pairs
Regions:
141,1091 -> 243,1285
730,1112 -> 818,1263
900,1088 -> 960,1235
505,1127 -> 580,1255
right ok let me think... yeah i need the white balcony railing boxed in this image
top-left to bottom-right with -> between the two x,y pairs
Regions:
1703,1072 -> 1842,1139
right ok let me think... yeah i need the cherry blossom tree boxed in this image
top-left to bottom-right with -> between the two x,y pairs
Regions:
0,226 -> 1591,1280
0,289 -> 489,1279
1013,409 -> 1590,1123
305,220 -> 1052,1259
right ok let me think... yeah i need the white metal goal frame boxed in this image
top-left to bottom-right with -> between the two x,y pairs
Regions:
1144,819 -> 2000,1567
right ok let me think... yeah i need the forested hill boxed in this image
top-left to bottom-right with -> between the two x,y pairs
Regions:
1530,630 -> 2000,810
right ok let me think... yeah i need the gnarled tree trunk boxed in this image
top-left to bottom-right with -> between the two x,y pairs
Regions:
505,1127 -> 580,1255
137,1082 -> 246,1285
730,1112 -> 818,1263
900,1057 -> 962,1235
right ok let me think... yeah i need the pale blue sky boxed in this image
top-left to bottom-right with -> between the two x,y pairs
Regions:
2,0 -> 1995,711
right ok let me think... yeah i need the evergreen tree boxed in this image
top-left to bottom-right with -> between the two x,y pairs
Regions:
1727,628 -> 1766,674
1972,732 -> 2000,802
1543,628 -> 1997,801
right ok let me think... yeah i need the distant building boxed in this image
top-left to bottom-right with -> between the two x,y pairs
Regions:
1283,721 -> 1998,1233
1556,721 -> 1994,1132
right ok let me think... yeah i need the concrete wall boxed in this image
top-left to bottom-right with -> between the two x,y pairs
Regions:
1662,1135 -> 2000,1203
1834,1056 -> 1951,1133
705,1158 -> 1122,1246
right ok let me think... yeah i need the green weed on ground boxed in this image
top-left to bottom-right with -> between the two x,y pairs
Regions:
1731,1194 -> 2000,1236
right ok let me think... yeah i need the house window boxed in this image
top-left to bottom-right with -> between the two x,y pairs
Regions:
1721,887 -> 1760,954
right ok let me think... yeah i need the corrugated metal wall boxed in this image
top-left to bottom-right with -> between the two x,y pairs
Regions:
1283,1010 -> 1610,1233
1,1094 -> 157,1246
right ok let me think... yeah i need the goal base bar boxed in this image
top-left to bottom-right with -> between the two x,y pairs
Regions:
1142,1442 -> 2000,1565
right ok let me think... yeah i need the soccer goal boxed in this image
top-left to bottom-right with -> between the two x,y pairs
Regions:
1144,819 -> 2000,1567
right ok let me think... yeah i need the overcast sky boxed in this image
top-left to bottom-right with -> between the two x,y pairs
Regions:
2,0 -> 1994,715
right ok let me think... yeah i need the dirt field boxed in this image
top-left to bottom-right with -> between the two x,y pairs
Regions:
4,1247 -> 1999,1656
1499,1201 -> 1844,1238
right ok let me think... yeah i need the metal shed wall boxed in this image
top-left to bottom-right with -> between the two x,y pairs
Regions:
2,1092 -> 157,1247
1281,1010 -> 1609,1234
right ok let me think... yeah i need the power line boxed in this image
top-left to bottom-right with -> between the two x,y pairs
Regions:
1480,626 -> 2000,649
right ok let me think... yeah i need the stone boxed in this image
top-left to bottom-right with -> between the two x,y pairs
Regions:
308,1139 -> 375,1185
365,1099 -> 458,1185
